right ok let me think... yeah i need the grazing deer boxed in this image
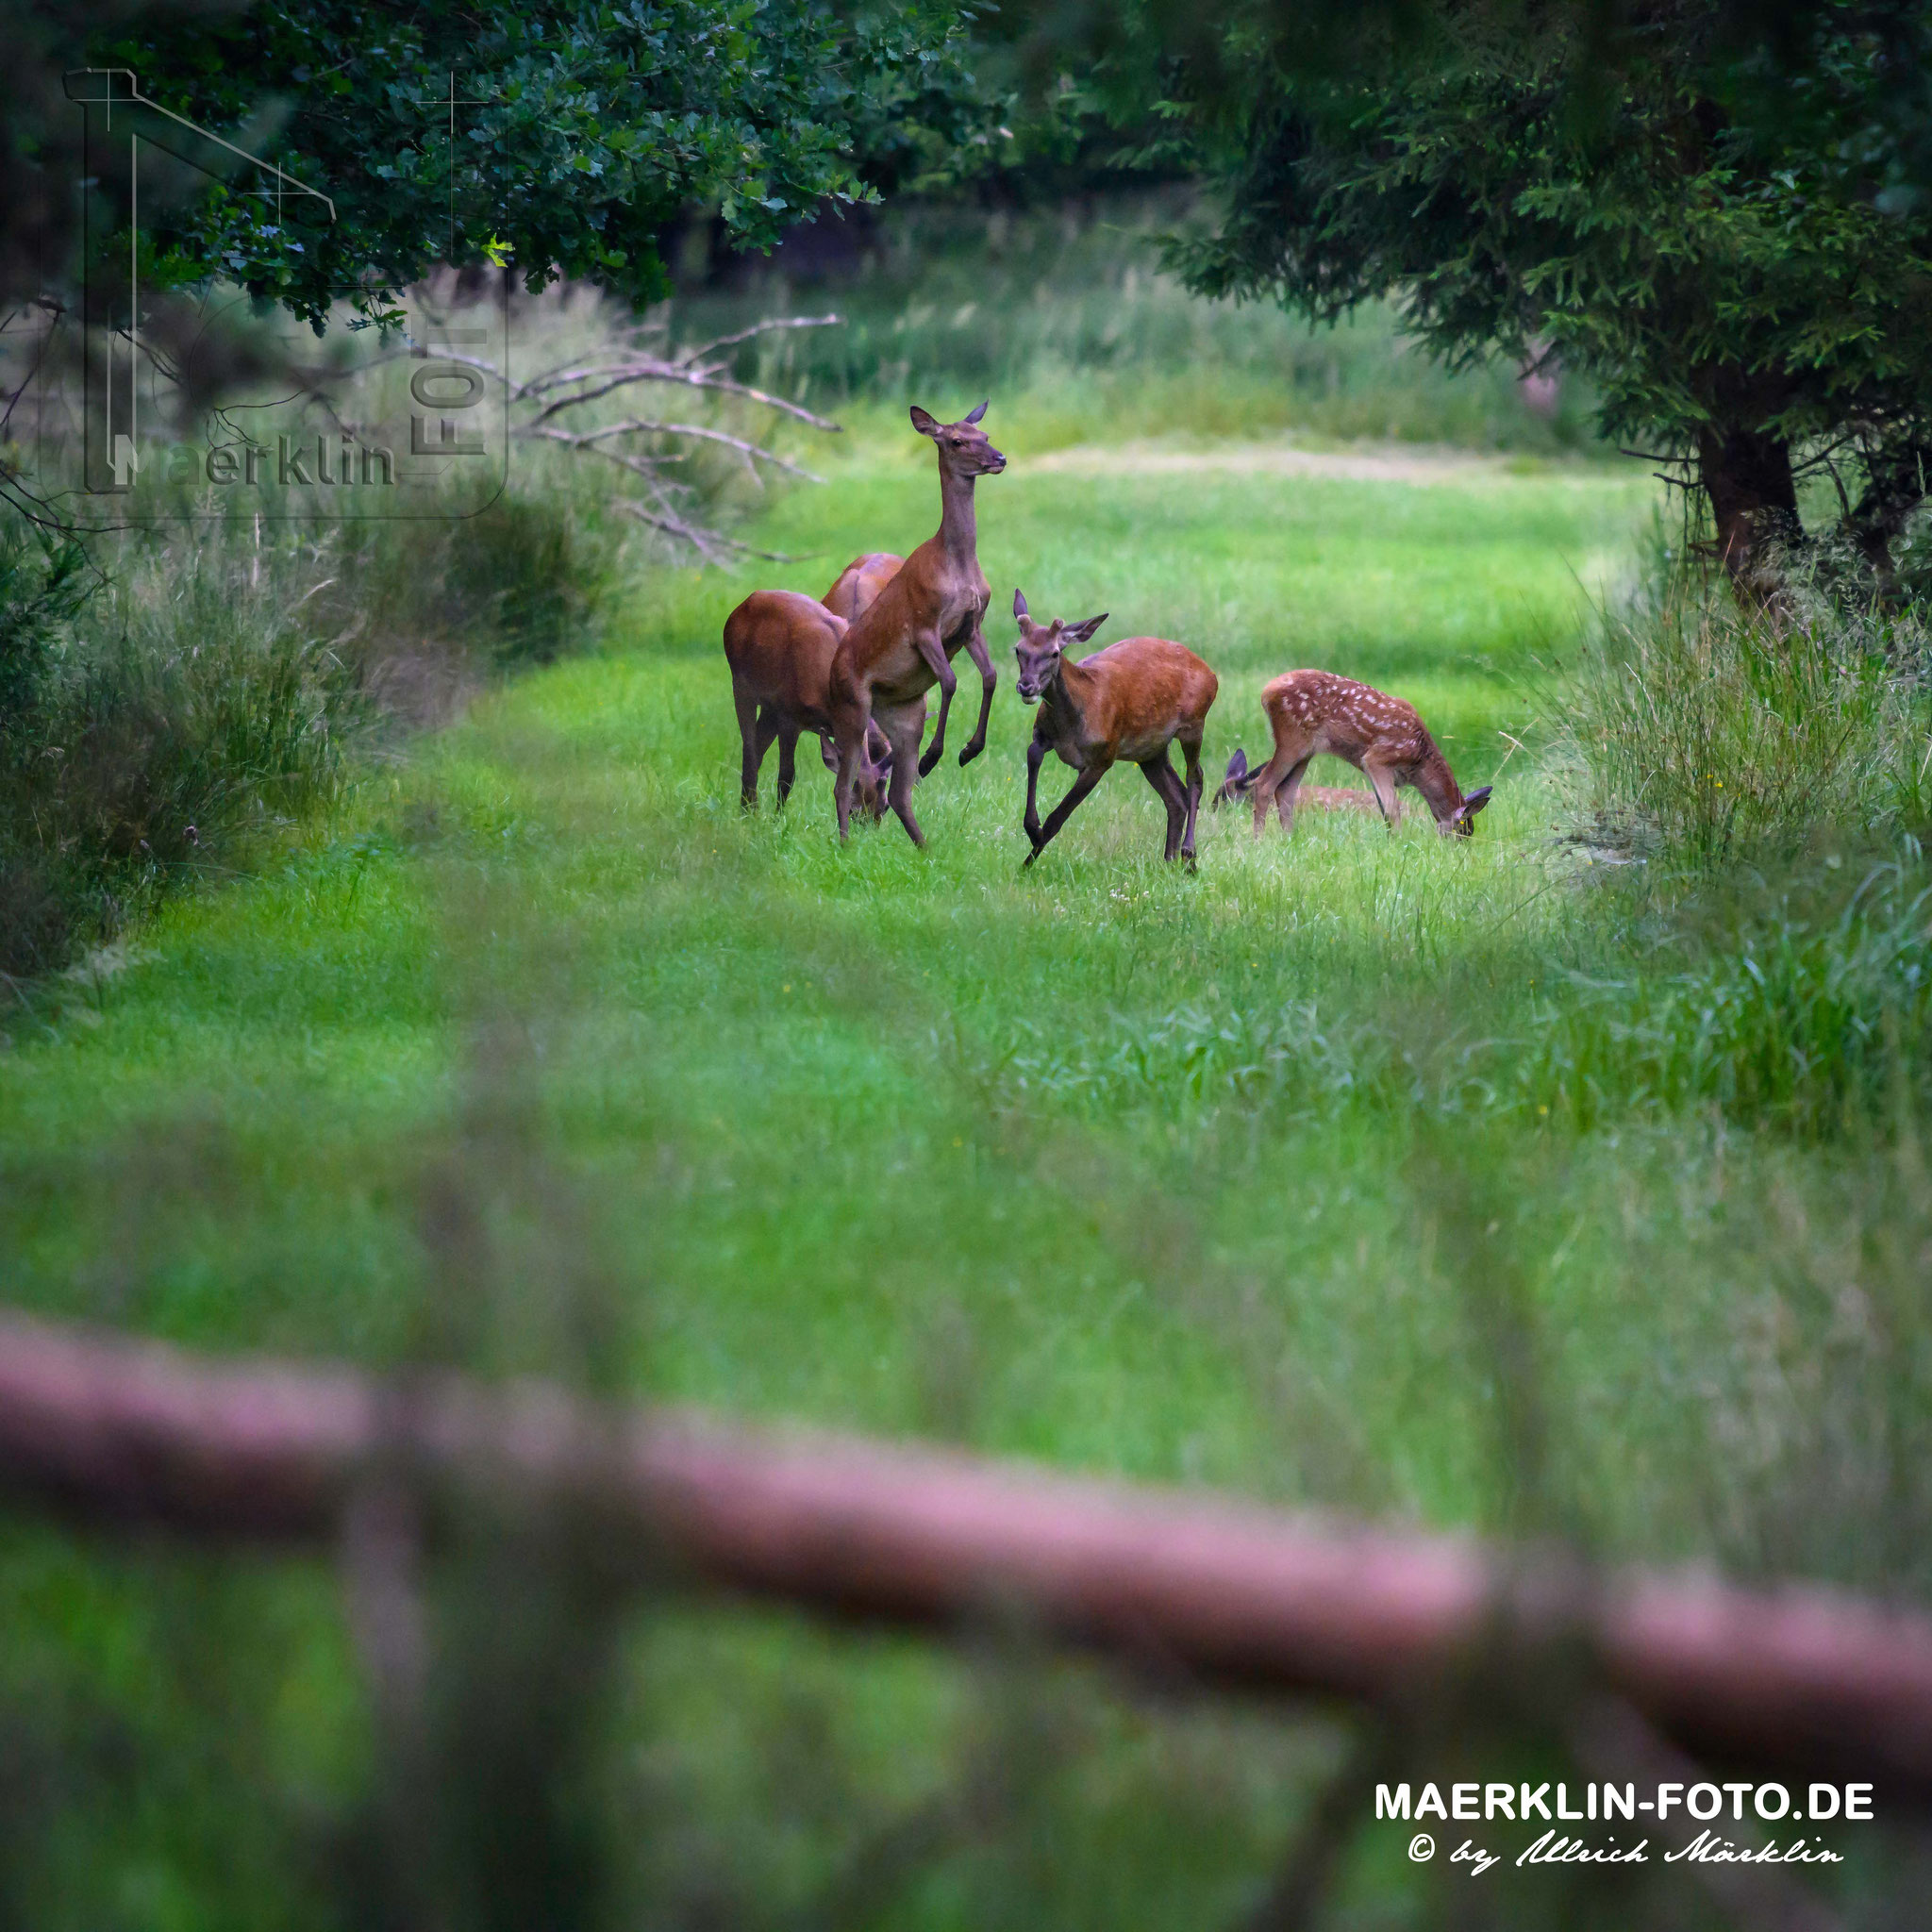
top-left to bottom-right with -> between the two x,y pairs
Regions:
1212,748 -> 1380,816
1226,671 -> 1492,837
722,590 -> 895,818
828,403 -> 1006,845
1012,591 -> 1219,867
822,552 -> 904,623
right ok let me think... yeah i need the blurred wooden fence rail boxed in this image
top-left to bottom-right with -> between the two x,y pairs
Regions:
3,1312 -> 1932,1803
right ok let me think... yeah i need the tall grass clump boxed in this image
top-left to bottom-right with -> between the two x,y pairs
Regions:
0,525 -> 362,979
1555,544 -> 1932,871
1520,845 -> 1932,1136
0,471 -> 635,982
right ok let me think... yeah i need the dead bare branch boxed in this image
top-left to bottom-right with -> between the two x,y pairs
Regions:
524,419 -> 824,481
385,312 -> 843,558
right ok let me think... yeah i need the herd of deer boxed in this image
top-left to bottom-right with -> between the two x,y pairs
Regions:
722,403 -> 1493,865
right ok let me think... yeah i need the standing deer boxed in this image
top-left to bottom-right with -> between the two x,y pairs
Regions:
722,591 -> 895,818
828,403 -> 1006,845
822,552 -> 904,623
1225,671 -> 1492,836
1012,591 -> 1219,867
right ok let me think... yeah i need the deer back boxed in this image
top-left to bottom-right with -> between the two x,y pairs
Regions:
1066,638 -> 1216,753
724,591 -> 846,721
1260,671 -> 1428,768
822,552 -> 905,624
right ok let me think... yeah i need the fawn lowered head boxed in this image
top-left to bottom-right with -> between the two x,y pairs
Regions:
819,723 -> 895,820
1213,746 -> 1255,808
909,400 -> 1007,476
1445,785 -> 1493,838
1011,589 -> 1107,703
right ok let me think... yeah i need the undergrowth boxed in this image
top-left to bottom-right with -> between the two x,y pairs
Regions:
670,189 -> 1607,456
0,471 -> 630,980
1552,537 -> 1932,868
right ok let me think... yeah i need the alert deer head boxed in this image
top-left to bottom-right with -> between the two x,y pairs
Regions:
909,400 -> 1007,477
1011,589 -> 1107,704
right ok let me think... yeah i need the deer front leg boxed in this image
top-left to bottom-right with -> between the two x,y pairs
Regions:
1023,730 -> 1051,851
913,631 -> 959,778
955,620 -> 997,768
1024,760 -> 1107,869
1364,762 -> 1402,828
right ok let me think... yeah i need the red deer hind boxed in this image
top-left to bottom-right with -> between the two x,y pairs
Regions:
722,591 -> 892,818
828,403 -> 1006,845
1012,591 -> 1218,867
1224,671 -> 1491,837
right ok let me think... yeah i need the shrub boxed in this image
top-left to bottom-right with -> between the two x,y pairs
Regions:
1552,545 -> 1932,871
0,534 -> 361,979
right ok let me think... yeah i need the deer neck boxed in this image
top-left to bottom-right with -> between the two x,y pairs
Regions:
936,462 -> 979,566
1410,739 -> 1464,824
1045,654 -> 1097,733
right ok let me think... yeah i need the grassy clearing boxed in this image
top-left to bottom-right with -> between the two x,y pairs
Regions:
11,403 -> 1932,1924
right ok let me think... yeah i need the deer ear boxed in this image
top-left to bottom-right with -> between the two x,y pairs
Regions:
1461,786 -> 1493,817
1068,613 -> 1108,642
1227,747 -> 1248,782
908,406 -> 941,437
963,399 -> 989,425
1013,588 -> 1029,620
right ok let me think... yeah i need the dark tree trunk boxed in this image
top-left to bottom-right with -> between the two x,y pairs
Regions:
1845,441 -> 1931,592
1696,425 -> 1802,604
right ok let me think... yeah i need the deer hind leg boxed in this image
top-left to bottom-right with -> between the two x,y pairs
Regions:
880,704 -> 928,848
774,724 -> 800,808
1177,732 -> 1206,862
829,686 -> 873,843
1274,757 -> 1315,832
1140,753 -> 1188,861
734,684 -> 766,810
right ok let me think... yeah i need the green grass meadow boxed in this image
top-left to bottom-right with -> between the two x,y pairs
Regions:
8,401 -> 1932,1924
2,436 -> 1650,1482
